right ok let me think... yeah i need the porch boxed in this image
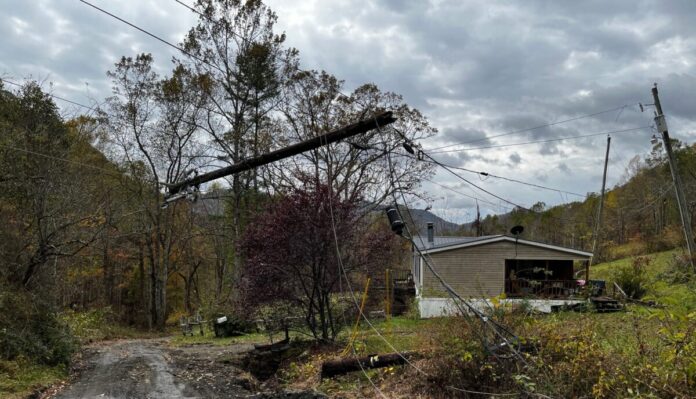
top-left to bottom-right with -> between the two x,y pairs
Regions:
504,259 -> 579,298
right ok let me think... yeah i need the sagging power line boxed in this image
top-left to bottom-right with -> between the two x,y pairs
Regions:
429,125 -> 652,154
426,104 -> 635,152
418,158 -> 586,198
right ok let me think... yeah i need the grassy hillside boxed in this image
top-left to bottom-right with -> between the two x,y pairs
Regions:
592,249 -> 696,312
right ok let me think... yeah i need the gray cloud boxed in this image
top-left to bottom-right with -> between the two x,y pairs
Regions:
508,153 -> 521,166
2,0 -> 696,224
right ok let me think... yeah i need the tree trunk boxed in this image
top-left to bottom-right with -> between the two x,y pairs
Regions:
321,352 -> 418,378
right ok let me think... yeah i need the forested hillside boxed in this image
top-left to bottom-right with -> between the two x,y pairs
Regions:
469,141 -> 696,262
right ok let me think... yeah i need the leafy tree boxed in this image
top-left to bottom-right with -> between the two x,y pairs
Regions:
0,82 -> 103,288
239,180 -> 398,340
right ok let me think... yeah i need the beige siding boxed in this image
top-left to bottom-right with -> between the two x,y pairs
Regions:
421,241 -> 589,297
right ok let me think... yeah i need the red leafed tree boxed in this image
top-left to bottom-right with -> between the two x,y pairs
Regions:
240,180 -> 397,340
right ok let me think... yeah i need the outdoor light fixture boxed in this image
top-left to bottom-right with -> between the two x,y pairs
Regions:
651,134 -> 659,145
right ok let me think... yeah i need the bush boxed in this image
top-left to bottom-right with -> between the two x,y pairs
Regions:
613,256 -> 650,299
646,225 -> 683,253
659,253 -> 696,284
0,287 -> 76,366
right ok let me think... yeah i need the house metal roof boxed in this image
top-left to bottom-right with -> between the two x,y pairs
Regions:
413,235 -> 502,250
414,235 -> 592,258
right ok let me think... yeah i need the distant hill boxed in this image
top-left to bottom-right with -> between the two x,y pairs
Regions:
405,208 -> 462,235
370,203 -> 462,235
194,195 -> 462,235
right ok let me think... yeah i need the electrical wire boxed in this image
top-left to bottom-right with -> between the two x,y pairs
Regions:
1,77 -> 98,111
426,104 -> 633,152
172,0 -> 251,44
77,0 -> 224,74
399,128 -> 590,226
423,177 -> 512,211
429,126 -> 652,154
321,130 -> 522,398
320,128 -> 389,399
419,159 -> 586,198
0,142 -> 125,179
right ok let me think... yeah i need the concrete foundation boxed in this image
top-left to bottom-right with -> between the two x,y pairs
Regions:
418,297 -> 585,318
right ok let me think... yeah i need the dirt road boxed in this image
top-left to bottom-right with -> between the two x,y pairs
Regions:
50,339 -> 323,399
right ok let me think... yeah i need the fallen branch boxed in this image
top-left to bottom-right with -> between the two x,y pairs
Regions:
321,351 -> 419,379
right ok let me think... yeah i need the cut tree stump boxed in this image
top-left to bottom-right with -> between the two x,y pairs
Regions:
320,352 -> 418,379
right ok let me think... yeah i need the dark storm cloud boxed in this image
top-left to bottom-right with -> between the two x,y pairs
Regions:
3,0 -> 696,223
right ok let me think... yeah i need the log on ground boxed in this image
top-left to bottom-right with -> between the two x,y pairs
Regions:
320,352 -> 419,379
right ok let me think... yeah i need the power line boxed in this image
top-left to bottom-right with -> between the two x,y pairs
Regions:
321,132 -> 389,399
429,126 -> 652,154
426,104 -> 633,152
0,142 -> 124,179
383,149 -> 529,364
322,135 -> 520,398
1,78 -> 97,111
77,0 -> 224,74
424,177 -> 512,211
173,0 -> 200,15
420,158 -> 586,198
395,126 -> 585,226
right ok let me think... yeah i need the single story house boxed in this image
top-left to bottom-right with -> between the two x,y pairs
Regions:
412,223 -> 593,317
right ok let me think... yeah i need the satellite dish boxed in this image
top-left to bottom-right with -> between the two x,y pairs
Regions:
510,225 -> 524,236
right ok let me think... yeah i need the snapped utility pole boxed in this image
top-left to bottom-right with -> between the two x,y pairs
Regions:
165,111 -> 396,199
651,85 -> 696,270
590,135 -> 611,269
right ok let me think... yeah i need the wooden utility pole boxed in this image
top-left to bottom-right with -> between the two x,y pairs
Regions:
651,85 -> 696,270
590,135 -> 611,268
166,111 -> 396,196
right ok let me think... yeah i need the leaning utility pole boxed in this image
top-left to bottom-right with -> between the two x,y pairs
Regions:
651,85 -> 696,270
164,111 -> 396,199
590,135 -> 611,268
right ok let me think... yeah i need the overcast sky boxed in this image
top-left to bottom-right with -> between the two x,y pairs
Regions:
2,0 -> 696,224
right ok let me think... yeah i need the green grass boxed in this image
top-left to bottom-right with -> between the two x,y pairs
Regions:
61,309 -> 168,343
591,248 -> 696,313
169,316 -> 434,353
591,249 -> 679,283
169,323 -> 294,347
335,316 -> 434,355
0,359 -> 67,399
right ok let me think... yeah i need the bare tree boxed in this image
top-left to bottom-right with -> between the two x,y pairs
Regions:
270,70 -> 436,209
105,54 -> 207,328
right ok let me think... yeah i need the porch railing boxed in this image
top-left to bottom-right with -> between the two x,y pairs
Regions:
505,279 -> 579,298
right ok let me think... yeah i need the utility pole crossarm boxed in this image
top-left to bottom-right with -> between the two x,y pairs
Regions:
651,85 -> 696,270
167,111 -> 396,195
